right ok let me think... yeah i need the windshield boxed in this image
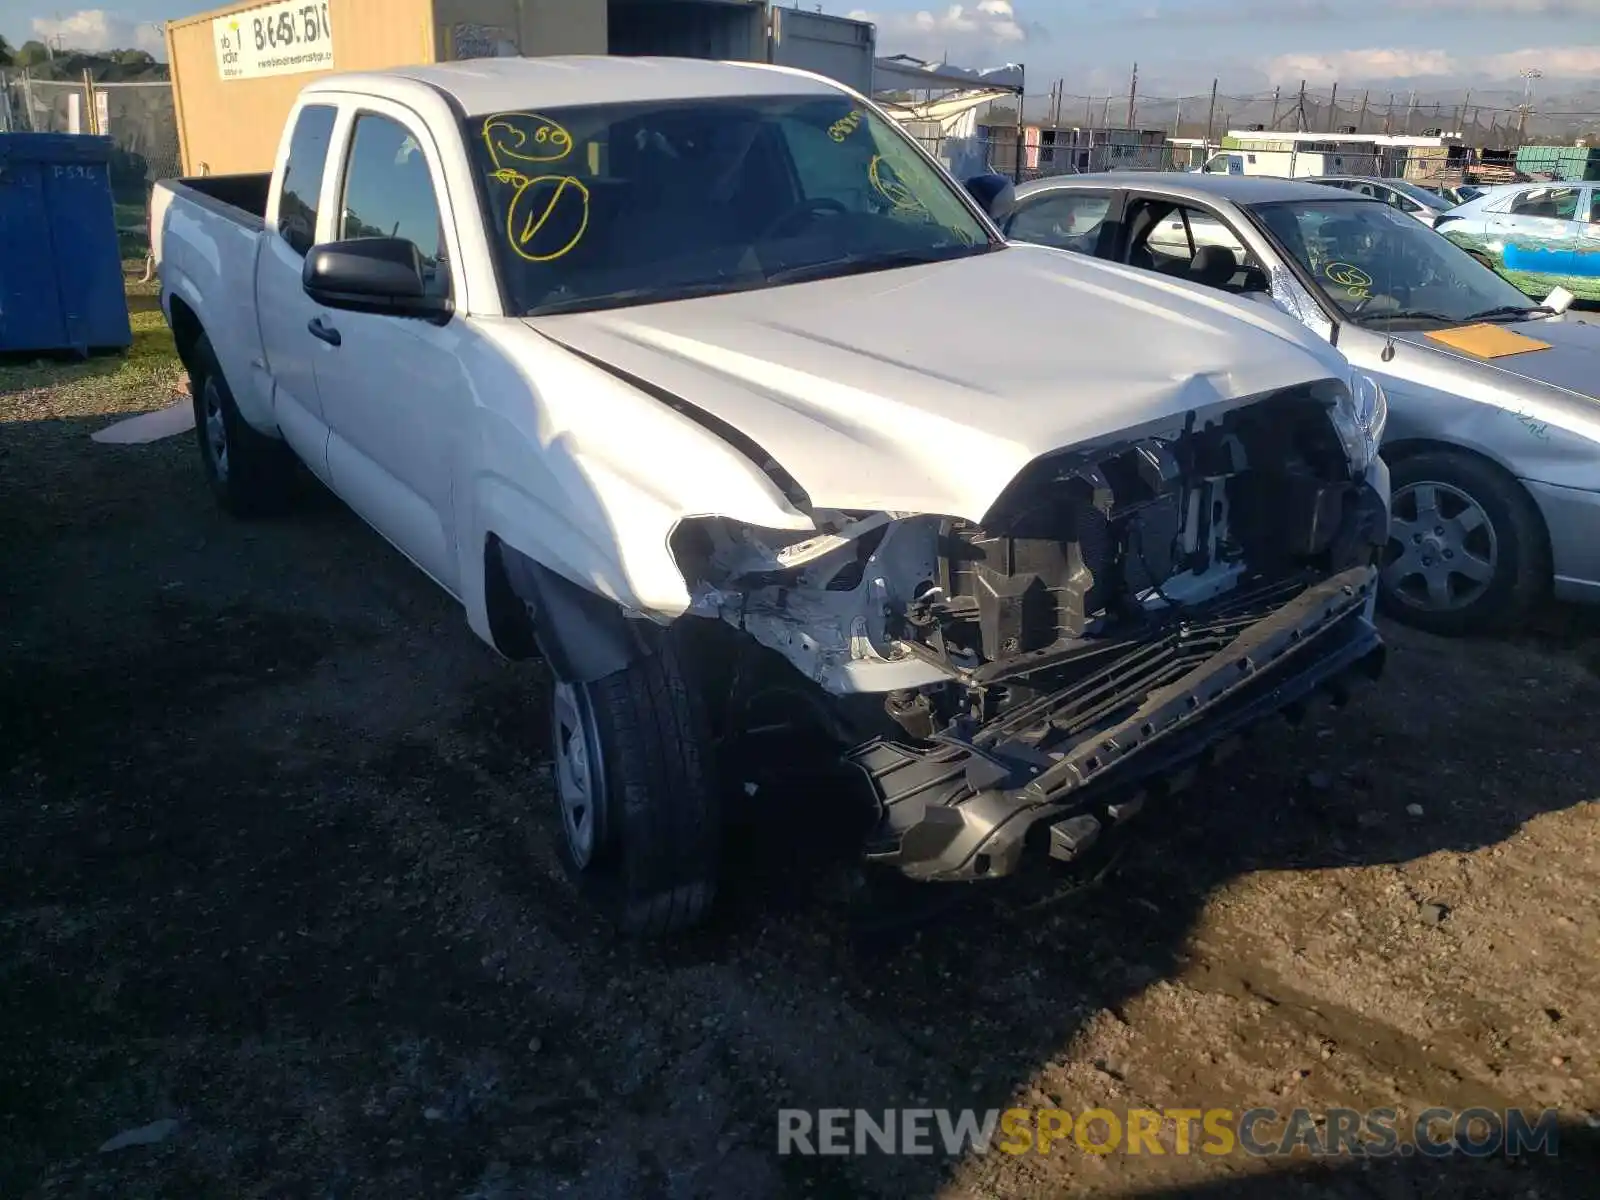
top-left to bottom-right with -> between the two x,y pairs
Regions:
1250,198 -> 1537,324
1386,178 -> 1452,210
464,95 -> 997,316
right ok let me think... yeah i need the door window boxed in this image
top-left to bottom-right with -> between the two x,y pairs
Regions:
339,113 -> 451,298
277,104 -> 337,256
1006,193 -> 1112,254
1587,189 -> 1600,225
1128,201 -> 1262,293
1506,186 -> 1581,220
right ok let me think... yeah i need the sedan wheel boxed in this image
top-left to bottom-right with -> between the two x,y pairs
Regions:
1377,449 -> 1548,636
1382,480 -> 1497,612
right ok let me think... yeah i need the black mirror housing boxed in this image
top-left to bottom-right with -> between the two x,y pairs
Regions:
963,173 -> 1016,226
302,237 -> 451,319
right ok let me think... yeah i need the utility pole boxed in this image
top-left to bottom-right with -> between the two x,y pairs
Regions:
1404,91 -> 1416,135
1126,62 -> 1138,129
1296,79 -> 1308,131
1326,82 -> 1338,132
1204,77 -> 1218,150
1051,79 -> 1063,128
1517,68 -> 1542,146
1356,90 -> 1370,133
1383,93 -> 1394,135
1172,96 -> 1182,139
1268,84 -> 1281,129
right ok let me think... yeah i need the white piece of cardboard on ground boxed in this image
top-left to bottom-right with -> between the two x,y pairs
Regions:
92,400 -> 194,445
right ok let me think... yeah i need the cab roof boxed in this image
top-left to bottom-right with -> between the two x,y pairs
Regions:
309,56 -> 844,118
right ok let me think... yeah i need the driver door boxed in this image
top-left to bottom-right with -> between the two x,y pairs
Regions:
311,101 -> 469,593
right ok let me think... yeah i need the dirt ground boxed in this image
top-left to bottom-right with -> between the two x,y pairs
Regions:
2,304 -> 1598,1199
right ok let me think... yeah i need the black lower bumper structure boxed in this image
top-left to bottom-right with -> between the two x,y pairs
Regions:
848,566 -> 1387,882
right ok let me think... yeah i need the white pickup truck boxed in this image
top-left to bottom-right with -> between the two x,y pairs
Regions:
153,56 -> 1392,936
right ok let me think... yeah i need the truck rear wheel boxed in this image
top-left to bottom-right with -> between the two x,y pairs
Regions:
190,335 -> 295,517
549,637 -> 719,937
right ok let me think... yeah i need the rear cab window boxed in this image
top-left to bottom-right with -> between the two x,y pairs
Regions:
277,104 -> 337,256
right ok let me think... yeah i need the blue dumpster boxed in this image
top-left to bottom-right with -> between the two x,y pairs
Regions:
0,133 -> 133,355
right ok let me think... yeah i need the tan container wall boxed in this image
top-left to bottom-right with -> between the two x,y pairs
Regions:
169,0 -> 438,176
433,0 -> 607,63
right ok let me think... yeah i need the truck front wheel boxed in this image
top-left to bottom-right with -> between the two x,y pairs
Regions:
190,335 -> 295,517
549,637 -> 719,937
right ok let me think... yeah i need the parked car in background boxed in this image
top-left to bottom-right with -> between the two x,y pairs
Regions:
993,171 -> 1600,635
150,59 -> 1393,935
1304,175 -> 1455,227
1433,182 -> 1600,302
1431,183 -> 1488,207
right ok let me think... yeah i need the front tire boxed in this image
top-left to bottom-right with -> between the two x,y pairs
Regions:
549,638 -> 719,937
1378,450 -> 1548,636
190,335 -> 295,517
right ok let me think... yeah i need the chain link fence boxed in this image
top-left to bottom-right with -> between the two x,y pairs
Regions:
2,72 -> 181,265
910,129 -> 1585,191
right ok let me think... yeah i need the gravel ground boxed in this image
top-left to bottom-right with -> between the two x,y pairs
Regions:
2,300 -> 1598,1199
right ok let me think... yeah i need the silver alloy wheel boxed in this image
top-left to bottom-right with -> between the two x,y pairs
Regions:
551,681 -> 606,869
203,377 -> 230,482
1383,480 -> 1498,611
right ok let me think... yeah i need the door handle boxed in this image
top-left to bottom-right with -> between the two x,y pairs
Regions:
307,316 -> 342,347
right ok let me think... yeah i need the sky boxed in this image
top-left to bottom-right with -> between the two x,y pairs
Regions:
3,1 -> 1598,98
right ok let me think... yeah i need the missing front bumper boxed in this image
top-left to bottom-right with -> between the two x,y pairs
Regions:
847,566 -> 1386,882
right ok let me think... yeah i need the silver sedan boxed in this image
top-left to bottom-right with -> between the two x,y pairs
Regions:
990,171 -> 1600,635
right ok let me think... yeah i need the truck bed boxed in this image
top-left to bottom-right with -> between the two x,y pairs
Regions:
162,172 -> 272,229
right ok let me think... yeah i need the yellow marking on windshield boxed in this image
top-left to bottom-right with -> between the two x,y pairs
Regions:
481,113 -> 573,167
829,110 -> 864,142
481,113 -> 588,263
868,154 -> 924,214
1324,260 -> 1372,300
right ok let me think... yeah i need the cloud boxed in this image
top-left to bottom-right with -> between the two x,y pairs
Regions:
1265,43 -> 1600,82
1483,46 -> 1600,75
1123,0 -> 1597,24
1265,48 -> 1458,83
31,10 -> 163,56
845,2 -> 1043,62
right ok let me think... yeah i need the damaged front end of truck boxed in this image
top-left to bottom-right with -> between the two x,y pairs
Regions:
670,378 -> 1390,883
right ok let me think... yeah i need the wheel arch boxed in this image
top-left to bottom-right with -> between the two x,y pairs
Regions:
482,534 -> 660,684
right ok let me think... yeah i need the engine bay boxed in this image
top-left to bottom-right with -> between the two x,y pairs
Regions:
671,387 -> 1386,742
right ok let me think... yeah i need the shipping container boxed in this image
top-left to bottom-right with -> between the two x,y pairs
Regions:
166,0 -> 874,179
166,0 -> 607,176
608,1 -> 873,94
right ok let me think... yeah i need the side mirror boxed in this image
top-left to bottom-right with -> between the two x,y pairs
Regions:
963,173 -> 1016,225
302,237 -> 451,320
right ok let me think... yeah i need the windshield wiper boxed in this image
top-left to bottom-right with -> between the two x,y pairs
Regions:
763,244 -> 994,285
1462,304 -> 1557,323
1353,307 -> 1459,325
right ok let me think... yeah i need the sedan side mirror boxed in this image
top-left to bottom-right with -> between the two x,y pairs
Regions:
302,237 -> 452,320
963,173 -> 1016,225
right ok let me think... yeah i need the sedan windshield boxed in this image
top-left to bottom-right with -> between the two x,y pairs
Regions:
463,95 -> 997,317
1250,198 -> 1538,325
1386,178 -> 1452,211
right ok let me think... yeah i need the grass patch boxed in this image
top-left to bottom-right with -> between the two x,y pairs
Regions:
0,303 -> 186,425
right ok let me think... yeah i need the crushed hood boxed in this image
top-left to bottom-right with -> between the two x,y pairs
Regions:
528,244 -> 1351,521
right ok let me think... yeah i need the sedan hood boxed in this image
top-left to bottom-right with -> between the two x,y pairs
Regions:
529,244 -> 1350,521
1392,314 -> 1600,402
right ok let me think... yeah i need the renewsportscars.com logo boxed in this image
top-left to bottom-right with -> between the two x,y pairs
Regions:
777,1106 -> 1563,1158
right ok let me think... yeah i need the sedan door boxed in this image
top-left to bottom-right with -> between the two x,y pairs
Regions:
310,101 -> 472,593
